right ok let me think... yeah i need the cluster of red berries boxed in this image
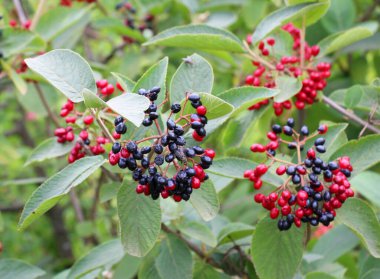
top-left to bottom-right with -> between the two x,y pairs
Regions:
96,79 -> 123,96
115,1 -> 155,44
60,0 -> 96,6
108,89 -> 215,202
9,19 -> 31,29
54,99 -> 108,163
245,23 -> 331,115
244,118 -> 354,230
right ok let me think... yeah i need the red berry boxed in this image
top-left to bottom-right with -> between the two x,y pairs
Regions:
276,165 -> 286,175
136,185 -> 144,194
66,132 -> 75,141
281,190 -> 291,200
204,148 -> 216,159
192,177 -> 201,189
267,132 -> 277,141
262,48 -> 269,56
270,208 -> 279,219
255,164 -> 268,176
297,190 -> 308,200
113,131 -> 121,139
281,205 -> 291,216
65,116 -> 76,123
60,109 -> 70,117
161,190 -> 169,199
116,82 -> 124,91
269,192 -> 278,202
9,19 -> 17,27
307,148 -> 316,159
173,195 -> 182,202
54,128 -> 67,137
318,124 -> 328,134
105,84 -> 115,95
192,131 -> 204,142
83,115 -> 94,125
254,179 -> 263,189
196,106 -> 207,116
267,38 -> 275,46
96,79 -> 108,88
79,130 -> 88,140
311,45 -> 320,56
250,144 -> 266,153
244,169 -> 254,178
254,193 -> 265,203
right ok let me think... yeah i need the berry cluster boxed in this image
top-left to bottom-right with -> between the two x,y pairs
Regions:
108,88 -> 215,202
54,99 -> 108,163
245,23 -> 331,115
9,19 -> 31,29
96,79 -> 123,96
60,0 -> 96,7
115,1 -> 155,44
244,118 -> 354,230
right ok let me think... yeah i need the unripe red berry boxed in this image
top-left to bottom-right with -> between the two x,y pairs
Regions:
192,131 -> 204,142
318,124 -> 328,134
66,116 -> 76,123
196,106 -> 207,116
267,131 -> 277,141
161,190 -> 169,199
136,184 -> 144,194
255,164 -> 268,176
276,165 -> 286,175
79,130 -> 88,140
55,127 -> 67,137
173,195 -> 182,202
269,192 -> 278,202
116,82 -> 124,91
307,148 -> 316,159
262,48 -> 269,56
204,148 -> 216,159
281,205 -> 291,215
281,190 -> 291,200
96,79 -> 108,88
113,131 -> 121,139
192,177 -> 201,189
297,190 -> 308,200
66,132 -> 75,141
267,38 -> 275,46
60,109 -> 70,117
270,208 -> 279,219
250,144 -> 266,153
83,115 -> 94,125
254,193 -> 265,203
254,179 -> 263,189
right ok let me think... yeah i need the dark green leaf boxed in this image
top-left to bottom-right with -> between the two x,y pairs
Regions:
351,172 -> 380,208
190,179 -> 219,221
18,156 -> 105,230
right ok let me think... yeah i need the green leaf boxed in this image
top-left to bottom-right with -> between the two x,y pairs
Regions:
218,86 -> 279,112
0,259 -> 46,279
273,76 -> 302,103
251,218 -> 306,279
330,135 -> 380,176
138,245 -> 163,279
336,198 -> 380,258
176,221 -> 217,247
193,258 -> 229,279
344,85 -> 364,109
318,22 -> 378,55
351,172 -> 380,208
18,156 -> 105,230
25,49 -> 96,103
113,254 -> 141,279
320,0 -> 356,33
107,93 -> 151,127
0,28 -> 45,58
156,234 -> 192,279
251,1 -> 330,44
117,180 -> 161,257
111,72 -> 136,93
217,222 -> 255,245
305,272 -> 336,279
144,24 -> 245,53
180,92 -> 234,120
35,6 -> 92,42
82,88 -> 107,109
133,57 -> 168,106
190,179 -> 219,221
93,18 -> 146,43
208,157 -> 283,186
1,60 -> 27,95
170,53 -> 213,105
25,137 -> 75,166
362,269 -> 380,279
68,239 -> 125,279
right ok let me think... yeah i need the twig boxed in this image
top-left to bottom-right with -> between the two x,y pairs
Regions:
360,0 -> 380,21
0,204 -> 24,212
90,108 -> 116,143
359,104 -> 378,137
34,83 -> 61,127
69,190 -> 85,222
12,0 -> 27,24
322,95 -> 380,134
243,40 -> 276,70
30,0 -> 47,30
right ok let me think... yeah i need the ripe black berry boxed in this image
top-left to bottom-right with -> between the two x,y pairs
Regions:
272,124 -> 282,134
171,103 -> 181,113
115,123 -> 127,134
283,126 -> 293,136
114,116 -> 124,126
112,142 -> 121,154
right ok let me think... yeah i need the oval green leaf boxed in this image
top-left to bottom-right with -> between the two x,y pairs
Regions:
0,259 -> 46,279
117,179 -> 161,257
273,76 -> 302,103
190,179 -> 220,221
251,217 -> 306,279
25,49 -> 96,102
144,24 -> 245,53
217,222 -> 255,245
170,53 -> 213,105
18,156 -> 105,230
336,198 -> 380,258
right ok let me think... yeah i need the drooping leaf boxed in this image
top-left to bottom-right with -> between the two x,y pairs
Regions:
0,259 -> 46,279
133,57 -> 168,106
218,86 -> 279,112
336,198 -> 380,258
18,156 -> 105,230
0,28 -> 45,58
179,92 -> 234,120
190,179 -> 219,221
251,217 -> 306,279
144,24 -> 245,53
318,22 -> 378,55
156,234 -> 193,279
273,76 -> 302,103
217,222 -> 255,245
25,49 -> 96,102
350,171 -> 380,208
117,180 -> 161,257
35,6 -> 92,42
68,239 -> 125,279
329,135 -> 380,176
170,53 -> 213,105
251,1 -> 330,44
176,221 -> 217,247
107,93 -> 151,127
25,137 -> 75,166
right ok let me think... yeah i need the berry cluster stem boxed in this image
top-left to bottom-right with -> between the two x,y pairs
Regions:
89,108 -> 116,144
243,40 -> 276,70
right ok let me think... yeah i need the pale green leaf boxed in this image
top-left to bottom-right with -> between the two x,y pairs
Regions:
273,76 -> 302,103
351,171 -> 380,208
177,221 -> 217,247
0,259 -> 45,279
190,180 -> 219,221
217,222 -> 255,245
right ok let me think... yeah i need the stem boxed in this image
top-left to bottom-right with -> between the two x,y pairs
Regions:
154,119 -> 163,136
90,109 -> 116,143
12,0 -> 27,24
34,83 -> 61,127
322,95 -> 380,134
30,0 -> 47,30
243,41 -> 276,70
69,190 -> 85,222
136,135 -> 161,144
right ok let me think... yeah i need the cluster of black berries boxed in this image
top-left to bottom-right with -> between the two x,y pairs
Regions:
113,116 -> 127,140
245,119 -> 355,231
115,1 -> 154,44
108,89 -> 215,202
187,94 -> 208,141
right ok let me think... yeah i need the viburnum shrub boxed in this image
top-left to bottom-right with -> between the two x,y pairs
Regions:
109,88 -> 214,201
245,23 -> 331,115
245,118 -> 354,230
